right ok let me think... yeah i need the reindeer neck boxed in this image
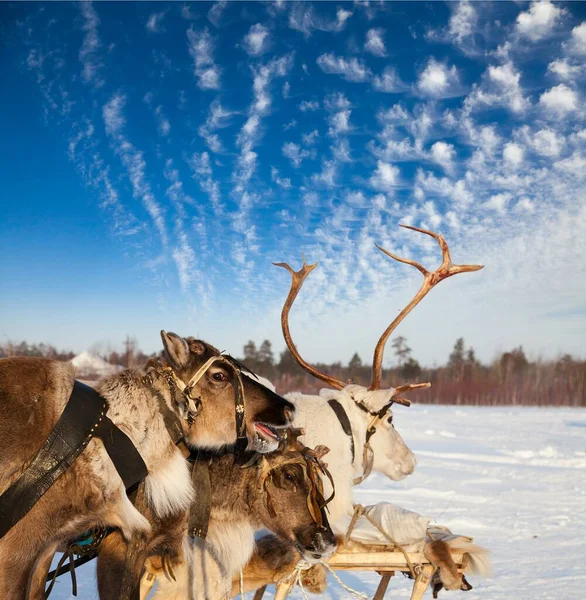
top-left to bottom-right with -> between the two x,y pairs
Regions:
95,367 -> 177,457
208,454 -> 262,526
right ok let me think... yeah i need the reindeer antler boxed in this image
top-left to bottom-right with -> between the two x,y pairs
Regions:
274,258 -> 346,390
370,224 -> 483,390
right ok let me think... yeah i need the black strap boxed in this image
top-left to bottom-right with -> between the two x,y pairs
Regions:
187,454 -> 211,539
0,381 -> 106,540
0,381 -> 148,540
233,370 -> 248,452
327,399 -> 355,463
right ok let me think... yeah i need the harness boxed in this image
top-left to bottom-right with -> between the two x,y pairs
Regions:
325,391 -> 397,487
0,381 -> 148,541
157,354 -> 251,452
250,440 -> 334,529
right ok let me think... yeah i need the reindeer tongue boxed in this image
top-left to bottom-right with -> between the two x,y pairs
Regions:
254,422 -> 278,441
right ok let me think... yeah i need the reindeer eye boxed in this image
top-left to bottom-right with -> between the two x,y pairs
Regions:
212,372 -> 227,382
387,415 -> 393,425
285,473 -> 294,482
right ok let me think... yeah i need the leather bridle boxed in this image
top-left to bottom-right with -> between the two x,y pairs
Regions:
160,353 -> 253,452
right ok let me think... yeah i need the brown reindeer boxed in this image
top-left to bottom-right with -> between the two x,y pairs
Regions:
100,432 -> 338,600
0,331 -> 294,600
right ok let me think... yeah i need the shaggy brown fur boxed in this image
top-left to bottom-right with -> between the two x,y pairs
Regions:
125,442 -> 337,600
0,332 -> 293,600
229,534 -> 327,597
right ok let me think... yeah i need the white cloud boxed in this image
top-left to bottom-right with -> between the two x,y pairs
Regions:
370,160 -> 400,191
547,58 -> 582,81
503,142 -> 524,168
102,93 -> 126,134
372,67 -> 406,93
282,142 -> 313,168
188,152 -> 212,177
417,59 -> 461,98
302,129 -> 320,145
243,23 -> 270,56
102,94 -> 168,246
448,1 -> 477,44
299,100 -> 320,112
271,166 -> 292,188
155,105 -> 170,137
515,197 -> 535,213
430,141 -> 456,173
207,1 -> 227,27
187,27 -> 221,90
554,152 -> 586,178
564,22 -> 586,55
526,128 -> 565,157
79,1 -> 103,86
324,92 -> 351,111
311,159 -> 337,187
328,110 -> 351,137
516,1 -> 565,42
483,192 -> 513,213
465,62 -> 529,114
146,11 -> 166,33
364,28 -> 386,56
316,53 -> 371,82
289,4 -> 352,37
539,84 -> 578,116
332,138 -> 352,163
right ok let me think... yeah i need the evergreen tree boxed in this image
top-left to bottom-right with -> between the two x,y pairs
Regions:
392,336 -> 412,367
243,341 -> 258,362
258,340 -> 275,366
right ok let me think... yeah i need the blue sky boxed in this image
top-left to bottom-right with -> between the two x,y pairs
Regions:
1,1 -> 585,367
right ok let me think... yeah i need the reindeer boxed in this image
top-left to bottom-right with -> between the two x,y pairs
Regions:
0,331 -> 294,600
99,431 -> 337,600
236,225 -> 483,593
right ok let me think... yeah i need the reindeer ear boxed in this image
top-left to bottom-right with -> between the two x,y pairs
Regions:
161,331 -> 190,370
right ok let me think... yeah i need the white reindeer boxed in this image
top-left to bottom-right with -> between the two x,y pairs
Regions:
237,225 -> 484,593
273,225 -> 483,526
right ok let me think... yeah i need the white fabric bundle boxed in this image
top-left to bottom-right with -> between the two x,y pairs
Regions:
339,503 -> 430,549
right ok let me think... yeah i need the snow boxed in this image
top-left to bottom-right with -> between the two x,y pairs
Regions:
47,405 -> 586,599
70,351 -> 122,377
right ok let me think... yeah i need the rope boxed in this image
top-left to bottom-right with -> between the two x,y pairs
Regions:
278,559 -> 368,600
345,505 -> 419,579
278,560 -> 311,600
318,561 -> 368,600
239,569 -> 245,600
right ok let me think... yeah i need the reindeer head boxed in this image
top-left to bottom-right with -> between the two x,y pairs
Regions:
275,225 -> 482,483
160,332 -> 294,452
247,429 -> 337,563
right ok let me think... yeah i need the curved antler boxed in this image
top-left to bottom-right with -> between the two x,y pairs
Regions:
274,258 -> 346,390
370,224 -> 483,390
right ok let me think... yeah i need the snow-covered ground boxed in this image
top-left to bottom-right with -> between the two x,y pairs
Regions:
48,405 -> 586,599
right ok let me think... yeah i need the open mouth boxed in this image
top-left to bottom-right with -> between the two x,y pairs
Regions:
253,422 -> 280,443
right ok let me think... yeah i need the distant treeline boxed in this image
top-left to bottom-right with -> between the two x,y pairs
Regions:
2,337 -> 585,407
237,337 -> 586,407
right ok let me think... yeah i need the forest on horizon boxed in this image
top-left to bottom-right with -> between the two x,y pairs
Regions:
1,336 -> 584,407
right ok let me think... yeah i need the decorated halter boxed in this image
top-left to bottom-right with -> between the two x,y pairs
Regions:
245,429 -> 334,528
346,385 -> 399,485
160,353 -> 255,452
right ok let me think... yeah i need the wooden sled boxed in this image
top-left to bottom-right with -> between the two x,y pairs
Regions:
253,540 -> 467,600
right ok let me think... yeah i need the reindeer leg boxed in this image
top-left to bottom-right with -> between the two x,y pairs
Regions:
25,541 -> 59,600
0,527 -> 49,600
